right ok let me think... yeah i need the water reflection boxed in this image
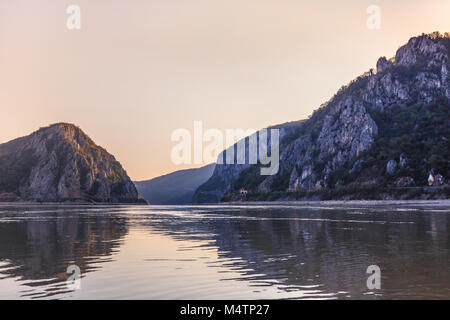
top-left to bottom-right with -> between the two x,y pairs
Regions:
136,205 -> 450,299
0,204 -> 449,299
0,205 -> 128,299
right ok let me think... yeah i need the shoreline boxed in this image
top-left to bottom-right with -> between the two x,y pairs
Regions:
224,199 -> 450,207
0,199 -> 449,208
0,201 -> 149,206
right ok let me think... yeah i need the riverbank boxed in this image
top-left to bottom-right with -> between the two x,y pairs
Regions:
226,199 -> 450,207
0,201 -> 149,206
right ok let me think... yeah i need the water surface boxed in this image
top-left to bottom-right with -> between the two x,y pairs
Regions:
0,203 -> 449,299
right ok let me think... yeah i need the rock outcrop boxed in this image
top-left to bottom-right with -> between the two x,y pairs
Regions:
386,160 -> 398,175
376,57 -> 393,73
0,123 -> 146,203
193,32 -> 450,202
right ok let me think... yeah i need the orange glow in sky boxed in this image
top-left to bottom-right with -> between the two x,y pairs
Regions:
0,0 -> 449,180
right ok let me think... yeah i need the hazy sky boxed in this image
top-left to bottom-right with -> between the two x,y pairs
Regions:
0,0 -> 449,180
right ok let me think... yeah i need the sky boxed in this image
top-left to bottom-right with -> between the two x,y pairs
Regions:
0,0 -> 449,180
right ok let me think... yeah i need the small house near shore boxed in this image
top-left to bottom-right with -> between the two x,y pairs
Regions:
428,174 -> 435,186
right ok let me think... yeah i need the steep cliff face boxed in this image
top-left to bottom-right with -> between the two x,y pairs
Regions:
192,121 -> 302,203
0,123 -> 146,203
193,32 -> 450,202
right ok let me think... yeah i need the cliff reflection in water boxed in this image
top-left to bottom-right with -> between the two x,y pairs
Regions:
0,204 -> 128,298
0,204 -> 449,299
141,205 -> 450,299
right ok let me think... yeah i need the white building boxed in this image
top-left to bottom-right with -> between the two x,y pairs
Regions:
428,174 -> 435,186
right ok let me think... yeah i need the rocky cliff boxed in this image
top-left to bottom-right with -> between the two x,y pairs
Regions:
0,123 -> 146,203
193,32 -> 450,202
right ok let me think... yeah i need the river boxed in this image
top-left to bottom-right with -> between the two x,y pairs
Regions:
0,203 -> 449,299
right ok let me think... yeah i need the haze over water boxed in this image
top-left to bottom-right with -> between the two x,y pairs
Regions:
0,203 -> 449,299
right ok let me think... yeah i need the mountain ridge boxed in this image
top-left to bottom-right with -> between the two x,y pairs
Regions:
193,32 -> 450,203
135,164 -> 215,205
0,123 -> 147,203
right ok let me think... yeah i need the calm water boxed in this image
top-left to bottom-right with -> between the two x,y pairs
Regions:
0,203 -> 449,300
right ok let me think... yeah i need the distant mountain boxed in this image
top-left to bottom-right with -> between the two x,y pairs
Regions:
135,164 -> 215,205
0,123 -> 147,203
193,32 -> 450,203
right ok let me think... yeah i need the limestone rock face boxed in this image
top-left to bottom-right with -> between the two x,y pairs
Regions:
376,57 -> 393,73
288,167 -> 300,191
193,33 -> 450,203
386,160 -> 398,175
317,96 -> 378,175
395,33 -> 448,68
0,123 -> 146,203
399,154 -> 407,168
363,33 -> 450,110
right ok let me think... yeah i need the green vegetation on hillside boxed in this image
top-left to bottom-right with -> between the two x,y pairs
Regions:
224,103 -> 449,201
359,103 -> 449,185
